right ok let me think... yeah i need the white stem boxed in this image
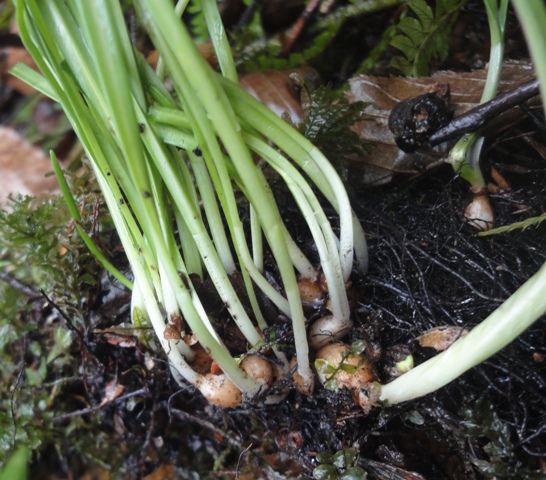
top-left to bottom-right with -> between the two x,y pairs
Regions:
250,204 -> 263,271
219,78 -> 368,279
189,151 -> 237,274
245,133 -> 350,323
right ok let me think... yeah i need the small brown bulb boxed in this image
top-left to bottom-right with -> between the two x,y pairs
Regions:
464,188 -> 494,231
308,315 -> 354,350
315,342 -> 375,393
297,276 -> 324,305
196,374 -> 243,408
241,354 -> 273,386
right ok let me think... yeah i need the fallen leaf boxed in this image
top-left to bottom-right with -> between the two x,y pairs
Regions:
102,332 -> 138,348
98,379 -> 125,408
417,325 -> 468,351
0,126 -> 58,200
143,464 -> 175,480
240,67 -> 319,125
345,61 -> 537,184
1,45 -> 40,95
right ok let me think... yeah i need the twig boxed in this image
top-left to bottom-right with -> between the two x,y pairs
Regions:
428,78 -> 540,146
8,338 -> 26,459
235,0 -> 265,33
235,443 -> 253,480
39,289 -> 101,369
168,405 -> 242,449
40,289 -> 80,333
0,271 -> 41,300
281,0 -> 321,56
50,387 -> 148,422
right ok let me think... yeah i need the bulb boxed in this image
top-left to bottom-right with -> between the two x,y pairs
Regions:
464,188 -> 494,231
308,315 -> 354,350
297,275 -> 324,305
196,373 -> 243,408
240,354 -> 273,386
315,342 -> 375,392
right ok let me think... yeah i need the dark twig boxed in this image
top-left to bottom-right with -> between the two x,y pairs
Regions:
39,289 -> 101,369
0,271 -> 41,300
428,78 -> 540,146
235,0 -> 266,33
168,406 -> 243,449
8,338 -> 26,459
40,289 -> 82,336
235,443 -> 253,480
50,387 -> 148,423
281,0 -> 321,56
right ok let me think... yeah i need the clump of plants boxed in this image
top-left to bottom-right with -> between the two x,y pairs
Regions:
10,0 -> 546,416
13,0 -> 369,407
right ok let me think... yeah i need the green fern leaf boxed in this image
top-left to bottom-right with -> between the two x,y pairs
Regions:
391,34 -> 417,62
236,29 -> 336,73
187,0 -> 209,43
390,0 -> 467,77
478,212 -> 546,236
410,0 -> 434,30
299,82 -> 369,162
390,55 -> 413,75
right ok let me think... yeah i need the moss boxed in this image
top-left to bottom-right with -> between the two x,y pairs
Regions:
0,167 -> 124,469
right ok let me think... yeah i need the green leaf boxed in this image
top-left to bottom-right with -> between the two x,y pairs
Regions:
390,56 -> 412,76
333,448 -> 358,469
313,464 -> 338,480
390,0 -> 467,76
299,82 -> 369,162
187,0 -> 209,42
339,363 -> 359,375
397,17 -> 426,46
390,34 -> 418,60
315,358 -> 337,376
0,447 -> 29,480
349,340 -> 367,355
316,452 -> 333,464
411,0 -> 434,30
478,211 -> 546,236
339,467 -> 368,480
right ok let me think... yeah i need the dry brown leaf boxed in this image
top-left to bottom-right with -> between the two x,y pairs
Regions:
417,325 -> 468,351
102,332 -> 138,348
98,379 -> 125,408
1,46 -> 40,95
1,22 -> 40,95
240,67 -> 319,125
240,70 -> 306,124
345,61 -> 537,184
0,126 -> 58,201
79,467 -> 111,480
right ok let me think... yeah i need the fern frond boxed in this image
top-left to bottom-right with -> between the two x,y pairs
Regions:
390,0 -> 467,76
187,0 -> 209,43
236,30 -> 335,73
299,82 -> 370,162
478,213 -> 546,236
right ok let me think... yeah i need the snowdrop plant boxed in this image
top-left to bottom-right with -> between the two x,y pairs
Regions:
13,0 -> 367,406
13,0 -> 546,411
